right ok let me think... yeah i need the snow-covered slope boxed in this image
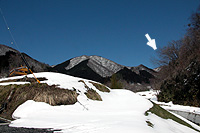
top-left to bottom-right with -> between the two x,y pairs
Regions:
88,55 -> 124,77
0,72 -> 199,132
137,90 -> 200,113
65,55 -> 89,70
57,55 -> 124,77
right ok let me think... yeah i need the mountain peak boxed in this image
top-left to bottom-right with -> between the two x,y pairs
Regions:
64,55 -> 124,77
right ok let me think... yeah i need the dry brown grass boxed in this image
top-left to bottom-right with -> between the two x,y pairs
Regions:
0,77 -> 47,83
84,89 -> 102,101
89,81 -> 110,92
78,80 -> 103,101
0,83 -> 78,120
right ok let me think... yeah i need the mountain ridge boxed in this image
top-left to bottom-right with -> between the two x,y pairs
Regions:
0,44 -> 156,91
52,55 -> 156,91
62,55 -> 124,77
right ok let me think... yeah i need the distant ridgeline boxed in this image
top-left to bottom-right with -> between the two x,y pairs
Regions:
0,45 -> 156,92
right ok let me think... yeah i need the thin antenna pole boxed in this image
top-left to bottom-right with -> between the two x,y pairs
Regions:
0,7 -> 40,83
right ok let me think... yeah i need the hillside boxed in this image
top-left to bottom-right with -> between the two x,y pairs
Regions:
0,72 -> 199,132
0,44 -> 50,77
0,72 -> 108,120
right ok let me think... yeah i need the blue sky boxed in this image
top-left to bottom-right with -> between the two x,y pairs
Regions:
0,0 -> 199,68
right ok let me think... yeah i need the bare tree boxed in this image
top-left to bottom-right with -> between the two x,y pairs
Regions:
156,40 -> 182,66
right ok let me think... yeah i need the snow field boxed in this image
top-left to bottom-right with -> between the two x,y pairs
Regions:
0,72 -> 199,132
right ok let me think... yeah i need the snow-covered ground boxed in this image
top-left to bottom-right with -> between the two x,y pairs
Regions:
0,72 -> 199,132
136,90 -> 200,114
